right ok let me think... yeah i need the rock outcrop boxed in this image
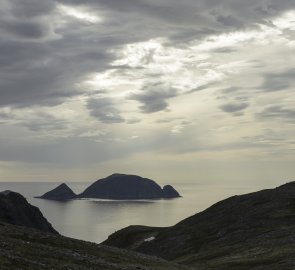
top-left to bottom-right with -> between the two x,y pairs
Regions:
104,181 -> 295,269
36,183 -> 76,201
78,173 -> 181,200
0,190 -> 58,234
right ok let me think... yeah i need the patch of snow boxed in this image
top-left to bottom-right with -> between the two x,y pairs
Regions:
144,237 -> 155,242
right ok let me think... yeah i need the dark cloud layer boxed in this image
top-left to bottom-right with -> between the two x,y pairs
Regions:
21,113 -> 68,132
87,98 -> 125,123
257,105 -> 295,122
7,0 -> 55,18
260,69 -> 295,92
129,86 -> 178,113
0,0 -> 294,110
0,0 -> 295,179
0,20 -> 49,39
219,102 -> 249,115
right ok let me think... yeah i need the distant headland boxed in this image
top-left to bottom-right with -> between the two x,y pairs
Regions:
36,173 -> 181,200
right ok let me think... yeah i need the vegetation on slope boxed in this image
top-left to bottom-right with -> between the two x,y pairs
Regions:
104,182 -> 295,269
0,222 -> 190,270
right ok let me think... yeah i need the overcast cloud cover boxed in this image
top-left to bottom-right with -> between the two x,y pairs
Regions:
0,0 -> 294,185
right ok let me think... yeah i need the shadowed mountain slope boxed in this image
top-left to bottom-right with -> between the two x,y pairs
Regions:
104,182 -> 295,269
0,222 -> 190,270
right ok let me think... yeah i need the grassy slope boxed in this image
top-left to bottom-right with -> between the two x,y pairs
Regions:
0,222 -> 190,270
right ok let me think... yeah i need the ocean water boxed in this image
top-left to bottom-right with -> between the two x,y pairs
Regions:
0,181 -> 266,243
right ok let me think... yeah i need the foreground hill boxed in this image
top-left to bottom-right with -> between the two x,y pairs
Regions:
0,222 -> 189,270
0,190 -> 188,270
0,190 -> 57,234
104,182 -> 295,269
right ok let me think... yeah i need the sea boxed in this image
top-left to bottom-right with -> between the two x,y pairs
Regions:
0,181 -> 268,244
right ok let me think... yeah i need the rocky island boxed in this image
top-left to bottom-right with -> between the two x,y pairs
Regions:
36,183 -> 76,201
37,173 -> 181,200
79,173 -> 180,200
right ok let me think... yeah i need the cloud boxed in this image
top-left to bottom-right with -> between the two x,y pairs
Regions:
0,25 -> 113,108
2,0 -> 55,18
257,105 -> 295,121
0,20 -> 50,39
126,118 -> 141,124
155,117 -> 184,124
87,97 -> 125,123
171,120 -> 192,134
0,0 -> 295,181
219,102 -> 249,115
187,82 -> 218,94
129,85 -> 178,113
221,87 -> 242,94
21,113 -> 68,132
216,15 -> 244,28
0,0 -> 293,110
260,69 -> 295,92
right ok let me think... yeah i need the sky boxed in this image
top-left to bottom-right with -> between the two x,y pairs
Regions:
0,0 -> 294,185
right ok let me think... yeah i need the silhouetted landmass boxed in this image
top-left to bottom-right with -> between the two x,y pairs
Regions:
104,182 -> 295,269
36,183 -> 76,201
79,174 -> 181,200
37,174 -> 181,200
0,190 -> 57,234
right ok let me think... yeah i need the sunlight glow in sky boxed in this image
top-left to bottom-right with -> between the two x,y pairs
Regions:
58,4 -> 102,23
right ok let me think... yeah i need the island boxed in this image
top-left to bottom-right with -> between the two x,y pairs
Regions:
35,183 -> 76,201
78,173 -> 180,199
36,173 -> 181,200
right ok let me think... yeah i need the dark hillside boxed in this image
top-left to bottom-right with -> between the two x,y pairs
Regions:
0,190 -> 57,234
104,182 -> 295,269
0,222 -> 190,270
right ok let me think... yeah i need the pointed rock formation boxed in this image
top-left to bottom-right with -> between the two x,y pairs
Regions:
0,190 -> 58,234
36,183 -> 76,201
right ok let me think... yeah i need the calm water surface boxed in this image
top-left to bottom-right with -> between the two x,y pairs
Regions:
0,181 -> 267,243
